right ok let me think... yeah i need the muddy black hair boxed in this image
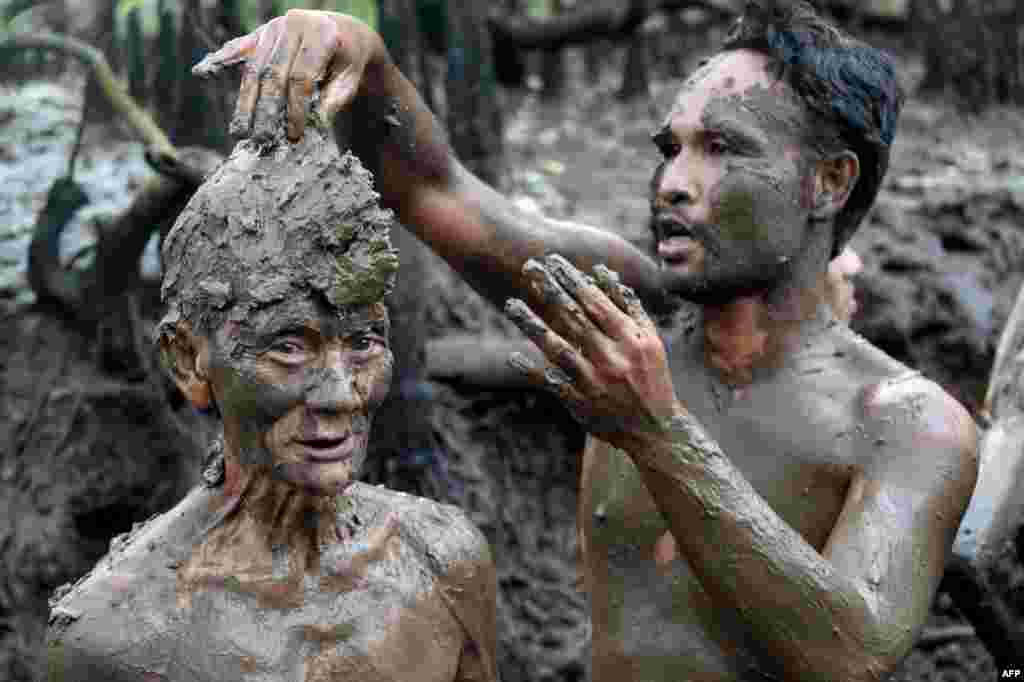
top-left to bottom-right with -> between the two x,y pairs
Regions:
722,0 -> 904,258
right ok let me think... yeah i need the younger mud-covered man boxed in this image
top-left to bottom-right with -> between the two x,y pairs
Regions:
196,1 -> 979,679
44,128 -> 496,681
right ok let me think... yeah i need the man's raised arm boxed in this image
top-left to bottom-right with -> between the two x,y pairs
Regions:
193,9 -> 667,313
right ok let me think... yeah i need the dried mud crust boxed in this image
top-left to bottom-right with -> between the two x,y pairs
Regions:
159,125 -> 398,337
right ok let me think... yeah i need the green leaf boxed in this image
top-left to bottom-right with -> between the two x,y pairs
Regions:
526,0 -> 549,19
239,0 -> 263,32
0,223 -> 31,242
116,0 -> 145,22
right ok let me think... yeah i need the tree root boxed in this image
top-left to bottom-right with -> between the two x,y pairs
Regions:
3,31 -> 224,323
940,555 -> 1024,671
0,32 -> 174,158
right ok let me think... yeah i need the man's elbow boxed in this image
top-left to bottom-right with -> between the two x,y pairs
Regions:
787,606 -> 921,682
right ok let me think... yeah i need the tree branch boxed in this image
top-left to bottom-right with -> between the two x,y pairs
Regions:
0,31 -> 176,160
488,0 -> 738,51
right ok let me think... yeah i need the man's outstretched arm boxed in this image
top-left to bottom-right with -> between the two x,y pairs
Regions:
506,254 -> 979,680
194,10 -> 667,314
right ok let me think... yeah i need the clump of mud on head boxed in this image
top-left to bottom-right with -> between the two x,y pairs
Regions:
158,126 -> 399,352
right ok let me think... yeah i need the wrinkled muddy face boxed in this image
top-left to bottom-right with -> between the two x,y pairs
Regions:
207,295 -> 392,496
650,49 -> 817,304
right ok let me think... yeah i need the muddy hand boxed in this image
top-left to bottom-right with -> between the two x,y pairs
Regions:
192,9 -> 385,142
505,254 -> 682,449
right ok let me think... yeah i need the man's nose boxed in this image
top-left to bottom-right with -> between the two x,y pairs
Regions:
305,360 -> 359,412
654,156 -> 699,212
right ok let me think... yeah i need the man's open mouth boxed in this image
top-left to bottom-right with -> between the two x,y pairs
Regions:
298,435 -> 354,462
652,215 -> 700,265
658,236 -> 699,265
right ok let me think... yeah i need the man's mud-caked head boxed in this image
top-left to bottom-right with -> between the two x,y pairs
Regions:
650,0 -> 902,304
158,128 -> 399,496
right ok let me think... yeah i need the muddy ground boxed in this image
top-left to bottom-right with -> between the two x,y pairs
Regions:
3,25 -> 1024,682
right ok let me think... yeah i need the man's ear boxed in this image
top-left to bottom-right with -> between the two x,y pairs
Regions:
158,321 -> 214,412
811,151 -> 860,221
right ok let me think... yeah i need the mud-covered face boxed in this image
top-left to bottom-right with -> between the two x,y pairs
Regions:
650,49 -> 818,304
206,296 -> 392,496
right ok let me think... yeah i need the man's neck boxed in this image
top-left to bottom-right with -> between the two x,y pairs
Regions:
218,444 -> 342,553
701,272 -> 833,387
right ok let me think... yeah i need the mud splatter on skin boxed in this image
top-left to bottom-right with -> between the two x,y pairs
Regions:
158,123 -> 400,499
650,56 -> 846,386
652,72 -> 820,307
158,122 -> 402,617
131,122 -> 501,682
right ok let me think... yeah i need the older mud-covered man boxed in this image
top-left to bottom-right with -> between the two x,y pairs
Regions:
44,127 -> 497,682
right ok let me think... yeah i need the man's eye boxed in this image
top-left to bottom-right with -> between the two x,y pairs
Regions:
352,335 -> 380,352
270,339 -> 305,355
657,142 -> 681,159
707,137 -> 730,155
652,132 -> 680,159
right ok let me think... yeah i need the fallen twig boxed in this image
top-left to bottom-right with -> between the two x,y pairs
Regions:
916,624 -> 977,649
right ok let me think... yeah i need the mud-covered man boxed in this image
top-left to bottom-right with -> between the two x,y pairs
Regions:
194,1 -> 979,679
44,129 -> 497,682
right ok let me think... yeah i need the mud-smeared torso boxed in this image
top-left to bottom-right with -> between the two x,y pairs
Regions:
46,482 -> 488,682
579,317 -> 910,681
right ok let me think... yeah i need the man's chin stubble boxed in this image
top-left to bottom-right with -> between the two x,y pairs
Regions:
661,267 -> 786,307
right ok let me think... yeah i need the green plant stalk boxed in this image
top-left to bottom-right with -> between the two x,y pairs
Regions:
0,32 -> 177,159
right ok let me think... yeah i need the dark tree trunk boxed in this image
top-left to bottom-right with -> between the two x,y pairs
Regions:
619,4 -> 651,101
541,0 -> 567,98
445,0 -> 504,187
217,0 -> 245,39
492,0 -> 531,87
380,0 -> 425,91
584,40 -> 606,85
80,0 -> 120,124
258,0 -> 279,23
367,0 -> 446,497
172,0 -> 230,150
665,8 -> 689,78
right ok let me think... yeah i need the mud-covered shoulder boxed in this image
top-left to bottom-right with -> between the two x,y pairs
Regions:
46,485 -> 220,638
347,482 -> 493,572
346,483 -> 498,681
